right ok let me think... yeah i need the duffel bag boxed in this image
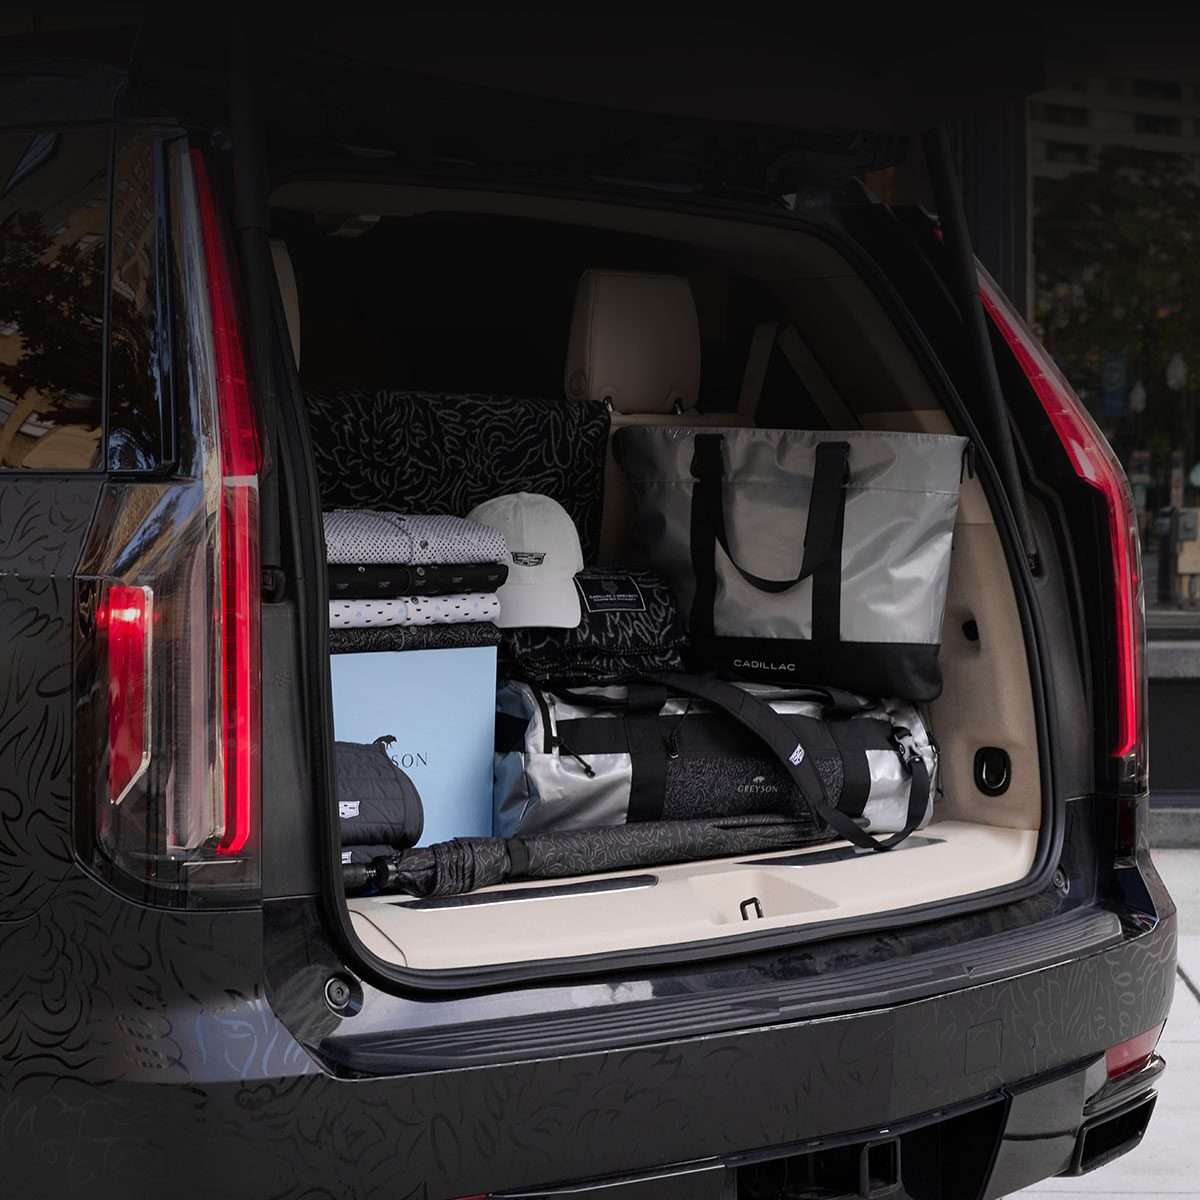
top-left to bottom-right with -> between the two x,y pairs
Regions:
615,426 -> 967,699
494,673 -> 936,850
336,737 -> 424,853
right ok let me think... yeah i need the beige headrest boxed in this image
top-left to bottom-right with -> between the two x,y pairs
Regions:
564,270 -> 700,414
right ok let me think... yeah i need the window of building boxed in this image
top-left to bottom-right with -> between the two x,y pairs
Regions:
1045,141 -> 1091,165
1134,112 -> 1182,136
1094,108 -> 1135,132
1030,102 -> 1090,127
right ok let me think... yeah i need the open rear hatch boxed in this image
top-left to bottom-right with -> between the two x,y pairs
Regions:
112,7 -> 1132,984
263,164 -> 1051,977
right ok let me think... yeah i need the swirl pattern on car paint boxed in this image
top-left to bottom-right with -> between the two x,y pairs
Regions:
0,868 -> 313,1087
0,889 -> 1176,1199
305,390 -> 610,563
0,479 -> 99,920
0,481 -> 1179,1200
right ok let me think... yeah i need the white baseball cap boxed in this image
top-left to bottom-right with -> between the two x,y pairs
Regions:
466,493 -> 583,628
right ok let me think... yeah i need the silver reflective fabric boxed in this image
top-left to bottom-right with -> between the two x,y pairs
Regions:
494,683 -> 633,837
494,681 -> 937,838
617,427 -> 966,645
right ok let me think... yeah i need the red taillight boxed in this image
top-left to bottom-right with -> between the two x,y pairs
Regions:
192,150 -> 262,857
215,479 -> 260,855
1106,1024 -> 1163,1080
980,273 -> 1146,772
77,140 -> 262,906
100,583 -> 152,805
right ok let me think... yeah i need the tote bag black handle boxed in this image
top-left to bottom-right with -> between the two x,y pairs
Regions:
690,435 -> 850,593
553,680 -> 868,718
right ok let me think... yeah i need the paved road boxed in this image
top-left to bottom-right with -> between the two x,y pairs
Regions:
1018,848 -> 1199,1198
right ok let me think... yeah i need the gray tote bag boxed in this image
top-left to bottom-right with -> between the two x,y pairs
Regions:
615,426 -> 968,699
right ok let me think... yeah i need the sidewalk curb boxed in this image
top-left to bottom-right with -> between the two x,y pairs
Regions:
1151,805 -> 1200,849
1148,641 -> 1200,676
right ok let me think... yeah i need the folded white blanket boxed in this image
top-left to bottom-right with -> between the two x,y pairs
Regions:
329,594 -> 501,628
324,510 -> 508,566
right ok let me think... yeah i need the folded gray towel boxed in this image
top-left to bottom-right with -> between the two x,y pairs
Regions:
324,509 -> 508,566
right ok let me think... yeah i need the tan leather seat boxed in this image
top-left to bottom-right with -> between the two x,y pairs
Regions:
270,239 -> 301,368
564,269 -> 752,561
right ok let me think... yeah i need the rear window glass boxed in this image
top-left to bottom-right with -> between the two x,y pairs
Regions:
0,128 -> 109,469
107,128 -> 166,471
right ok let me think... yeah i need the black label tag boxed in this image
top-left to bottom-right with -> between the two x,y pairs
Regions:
575,573 -> 647,614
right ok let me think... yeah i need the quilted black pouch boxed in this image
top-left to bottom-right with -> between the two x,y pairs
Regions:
501,567 -> 687,685
336,737 -> 424,851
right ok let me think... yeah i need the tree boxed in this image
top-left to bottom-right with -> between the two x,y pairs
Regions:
0,204 -> 158,468
0,208 -> 104,464
1033,145 -> 1200,479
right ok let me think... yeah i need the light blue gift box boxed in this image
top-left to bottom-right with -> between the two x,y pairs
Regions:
330,646 -> 497,845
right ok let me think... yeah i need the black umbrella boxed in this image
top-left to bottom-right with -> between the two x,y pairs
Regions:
344,814 -> 818,897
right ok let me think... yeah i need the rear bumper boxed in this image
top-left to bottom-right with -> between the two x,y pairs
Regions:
490,1054 -> 1165,1199
0,867 -> 1176,1200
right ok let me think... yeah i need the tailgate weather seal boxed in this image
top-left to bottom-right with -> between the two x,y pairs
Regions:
319,908 -> 1122,1073
267,163 -> 1061,992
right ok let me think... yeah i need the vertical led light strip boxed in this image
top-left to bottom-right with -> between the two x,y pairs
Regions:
980,273 -> 1144,764
190,150 -> 263,855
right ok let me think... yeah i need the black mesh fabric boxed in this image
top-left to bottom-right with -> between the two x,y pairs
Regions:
813,755 -> 845,802
663,754 -> 830,839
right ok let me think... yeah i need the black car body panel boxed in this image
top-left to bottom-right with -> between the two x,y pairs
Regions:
0,856 -> 1175,1196
0,32 -> 1179,1200
0,479 -> 101,919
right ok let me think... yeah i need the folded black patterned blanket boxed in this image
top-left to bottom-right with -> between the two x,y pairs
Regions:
501,568 -> 686,684
307,391 -> 609,562
329,623 -> 502,655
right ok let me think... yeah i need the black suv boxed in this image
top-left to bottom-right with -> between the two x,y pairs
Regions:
0,15 -> 1176,1200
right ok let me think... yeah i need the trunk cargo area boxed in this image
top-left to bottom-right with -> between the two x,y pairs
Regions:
349,823 -> 1037,969
271,181 -> 1046,976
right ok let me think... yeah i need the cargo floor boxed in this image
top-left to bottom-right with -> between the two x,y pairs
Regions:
348,820 -> 1038,969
